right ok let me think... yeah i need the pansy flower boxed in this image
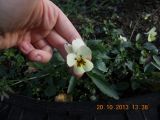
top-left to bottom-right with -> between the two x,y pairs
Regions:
65,39 -> 94,75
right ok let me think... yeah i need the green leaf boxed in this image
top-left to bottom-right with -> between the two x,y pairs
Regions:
111,49 -> 119,54
88,73 -> 119,100
97,52 -> 110,60
151,62 -> 160,70
121,41 -> 132,48
153,55 -> 160,66
96,60 -> 108,72
67,76 -> 77,94
143,43 -> 158,55
29,62 -> 46,70
139,56 -> 146,64
3,49 -> 15,59
144,63 -> 154,72
53,52 -> 64,63
136,33 -> 141,41
125,61 -> 133,71
92,69 -> 105,79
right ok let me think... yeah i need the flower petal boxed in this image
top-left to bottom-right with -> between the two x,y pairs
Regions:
83,59 -> 94,72
73,65 -> 85,75
120,35 -> 127,42
148,27 -> 156,34
77,46 -> 92,60
72,39 -> 85,53
67,53 -> 76,67
148,34 -> 156,42
152,32 -> 157,37
64,43 -> 73,53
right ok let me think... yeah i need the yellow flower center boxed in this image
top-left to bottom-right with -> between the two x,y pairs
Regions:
75,56 -> 86,67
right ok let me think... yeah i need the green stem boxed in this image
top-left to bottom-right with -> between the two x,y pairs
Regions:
11,74 -> 49,86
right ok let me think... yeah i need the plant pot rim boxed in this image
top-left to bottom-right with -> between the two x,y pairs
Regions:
0,92 -> 160,120
1,92 -> 159,113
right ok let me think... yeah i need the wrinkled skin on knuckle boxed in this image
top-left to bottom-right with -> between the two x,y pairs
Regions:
32,0 -> 59,37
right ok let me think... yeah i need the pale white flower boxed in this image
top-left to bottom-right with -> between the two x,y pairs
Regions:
64,39 -> 94,75
147,27 -> 157,42
144,14 -> 151,20
120,35 -> 127,42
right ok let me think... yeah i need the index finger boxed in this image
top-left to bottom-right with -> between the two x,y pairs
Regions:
50,1 -> 82,43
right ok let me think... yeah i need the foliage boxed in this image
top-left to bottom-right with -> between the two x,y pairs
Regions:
0,0 -> 160,101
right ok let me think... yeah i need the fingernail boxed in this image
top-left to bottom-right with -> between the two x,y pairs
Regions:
35,55 -> 42,62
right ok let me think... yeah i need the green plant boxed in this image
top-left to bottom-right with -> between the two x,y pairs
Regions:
0,0 -> 160,102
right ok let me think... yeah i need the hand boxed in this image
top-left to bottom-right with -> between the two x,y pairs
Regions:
0,0 -> 81,63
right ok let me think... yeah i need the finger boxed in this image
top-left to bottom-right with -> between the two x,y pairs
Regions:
19,41 -> 52,63
46,30 -> 67,59
28,49 -> 52,63
18,33 -> 52,63
31,39 -> 53,63
31,33 -> 53,54
18,32 -> 34,54
50,2 -> 81,43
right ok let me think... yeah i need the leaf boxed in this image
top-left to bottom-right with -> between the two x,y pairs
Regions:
143,43 -> 158,55
88,73 -> 119,100
125,61 -> 133,71
136,33 -> 141,41
121,41 -> 132,48
147,27 -> 156,34
92,69 -> 105,79
67,76 -> 77,94
144,63 -> 154,72
53,52 -> 64,63
151,56 -> 160,70
96,60 -> 108,72
153,55 -> 160,66
151,62 -> 160,70
3,49 -> 15,58
97,52 -> 110,60
29,62 -> 45,70
111,49 -> 119,54
139,56 -> 146,64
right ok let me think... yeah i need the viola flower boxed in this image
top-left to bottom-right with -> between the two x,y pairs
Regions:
147,27 -> 157,42
65,39 -> 94,75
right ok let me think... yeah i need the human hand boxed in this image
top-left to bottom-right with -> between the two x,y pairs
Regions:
0,0 -> 81,64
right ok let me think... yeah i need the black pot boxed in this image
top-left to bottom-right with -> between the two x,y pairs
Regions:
0,93 -> 160,120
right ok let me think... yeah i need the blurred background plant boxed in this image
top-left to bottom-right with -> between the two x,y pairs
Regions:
0,0 -> 160,102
